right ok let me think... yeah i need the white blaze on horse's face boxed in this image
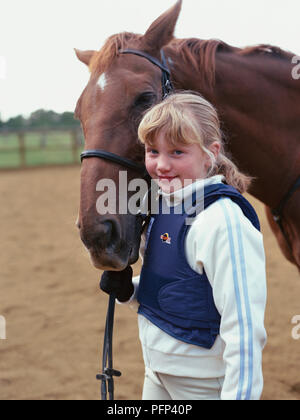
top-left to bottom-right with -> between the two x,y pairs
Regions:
97,73 -> 107,91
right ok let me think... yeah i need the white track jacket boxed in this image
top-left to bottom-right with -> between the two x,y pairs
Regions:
120,175 -> 267,400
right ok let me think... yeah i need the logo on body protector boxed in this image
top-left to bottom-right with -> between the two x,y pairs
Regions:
160,233 -> 171,244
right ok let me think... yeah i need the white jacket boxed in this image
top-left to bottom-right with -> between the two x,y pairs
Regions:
120,175 -> 267,400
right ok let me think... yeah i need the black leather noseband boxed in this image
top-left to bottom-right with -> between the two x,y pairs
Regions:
80,149 -> 148,177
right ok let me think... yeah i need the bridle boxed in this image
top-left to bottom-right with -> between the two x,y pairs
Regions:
271,175 -> 300,253
80,149 -> 148,178
80,49 -> 174,172
80,48 -> 174,401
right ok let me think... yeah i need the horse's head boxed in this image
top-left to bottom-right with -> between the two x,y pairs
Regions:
75,1 -> 182,270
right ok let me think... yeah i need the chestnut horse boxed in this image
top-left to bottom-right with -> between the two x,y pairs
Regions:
75,0 -> 300,272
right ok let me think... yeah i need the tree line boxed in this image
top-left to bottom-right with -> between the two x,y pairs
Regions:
0,109 -> 80,131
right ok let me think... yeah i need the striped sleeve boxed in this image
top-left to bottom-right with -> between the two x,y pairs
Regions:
186,197 -> 267,400
215,198 -> 267,400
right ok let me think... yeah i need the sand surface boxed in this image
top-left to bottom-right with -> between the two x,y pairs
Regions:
0,166 -> 299,400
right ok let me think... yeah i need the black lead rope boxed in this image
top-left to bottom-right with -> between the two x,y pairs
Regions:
96,293 -> 121,400
96,214 -> 151,401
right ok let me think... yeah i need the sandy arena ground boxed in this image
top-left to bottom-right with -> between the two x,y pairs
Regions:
0,165 -> 299,400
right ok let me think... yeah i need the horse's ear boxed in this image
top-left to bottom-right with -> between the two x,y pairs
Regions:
74,48 -> 95,66
141,0 -> 182,54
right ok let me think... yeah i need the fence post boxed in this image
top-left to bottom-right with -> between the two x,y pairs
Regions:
18,132 -> 26,168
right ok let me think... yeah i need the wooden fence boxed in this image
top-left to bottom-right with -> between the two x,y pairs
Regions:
0,128 -> 84,169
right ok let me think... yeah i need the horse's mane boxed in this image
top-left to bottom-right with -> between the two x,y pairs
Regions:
90,32 -> 294,88
171,38 -> 294,88
89,32 -> 143,75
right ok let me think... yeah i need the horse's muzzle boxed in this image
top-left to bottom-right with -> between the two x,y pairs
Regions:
79,218 -> 139,270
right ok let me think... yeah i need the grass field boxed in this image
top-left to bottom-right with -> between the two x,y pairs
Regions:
0,131 -> 84,168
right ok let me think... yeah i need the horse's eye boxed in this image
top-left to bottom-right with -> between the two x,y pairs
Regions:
134,92 -> 157,109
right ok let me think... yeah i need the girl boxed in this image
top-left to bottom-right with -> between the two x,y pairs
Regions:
102,92 -> 267,400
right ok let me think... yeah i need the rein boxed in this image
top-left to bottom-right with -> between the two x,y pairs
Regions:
81,48 -> 173,400
96,293 -> 121,400
271,175 -> 300,252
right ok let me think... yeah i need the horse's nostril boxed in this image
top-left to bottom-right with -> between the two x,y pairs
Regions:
102,221 -> 113,243
103,219 -> 122,249
80,219 -> 121,251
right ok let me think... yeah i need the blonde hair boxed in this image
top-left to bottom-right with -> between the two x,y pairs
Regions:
138,92 -> 253,194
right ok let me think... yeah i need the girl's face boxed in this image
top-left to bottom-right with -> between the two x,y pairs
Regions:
145,130 -> 220,193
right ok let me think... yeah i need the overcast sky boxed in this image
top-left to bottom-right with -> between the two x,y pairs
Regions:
0,0 -> 299,121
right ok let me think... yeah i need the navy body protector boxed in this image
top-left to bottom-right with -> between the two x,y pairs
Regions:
137,183 -> 260,349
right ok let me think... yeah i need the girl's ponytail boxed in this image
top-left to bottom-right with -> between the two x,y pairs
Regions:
214,152 -> 253,194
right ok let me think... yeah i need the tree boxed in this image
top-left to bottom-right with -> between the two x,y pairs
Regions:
0,109 -> 80,131
5,115 -> 27,129
28,109 -> 60,128
59,111 -> 79,128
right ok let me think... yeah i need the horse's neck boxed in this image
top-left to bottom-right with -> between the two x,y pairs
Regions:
215,52 -> 300,206
168,45 -> 300,207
